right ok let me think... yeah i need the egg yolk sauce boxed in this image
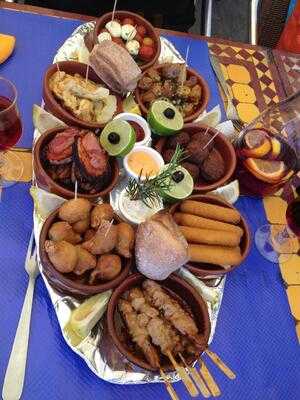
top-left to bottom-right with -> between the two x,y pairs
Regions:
127,151 -> 160,177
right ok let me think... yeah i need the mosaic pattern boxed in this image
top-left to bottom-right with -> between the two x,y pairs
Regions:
273,50 -> 300,96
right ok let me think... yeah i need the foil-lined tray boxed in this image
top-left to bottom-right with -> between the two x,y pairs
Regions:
33,21 -> 227,385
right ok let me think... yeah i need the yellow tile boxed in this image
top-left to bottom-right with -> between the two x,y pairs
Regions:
263,196 -> 287,224
227,65 -> 251,83
265,70 -> 272,79
232,46 -> 242,53
236,103 -> 260,123
280,254 -> 300,285
286,286 -> 300,320
269,82 -> 276,92
296,323 -> 300,343
232,83 -> 256,103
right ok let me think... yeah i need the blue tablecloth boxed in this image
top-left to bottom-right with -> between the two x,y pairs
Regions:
1,8 -> 300,400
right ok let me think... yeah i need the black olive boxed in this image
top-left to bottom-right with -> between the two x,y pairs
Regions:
172,170 -> 184,183
163,107 -> 175,119
108,132 -> 120,144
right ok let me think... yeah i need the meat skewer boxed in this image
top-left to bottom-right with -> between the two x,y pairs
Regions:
124,288 -> 198,397
142,280 -> 206,349
118,299 -> 160,369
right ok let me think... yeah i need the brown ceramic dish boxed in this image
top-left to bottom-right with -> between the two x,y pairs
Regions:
39,208 -> 132,298
107,273 -> 210,372
169,194 -> 251,278
135,64 -> 210,122
93,11 -> 160,71
43,61 -> 123,129
33,127 -> 120,200
155,123 -> 237,193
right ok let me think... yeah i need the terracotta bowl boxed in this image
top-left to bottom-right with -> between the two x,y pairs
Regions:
169,194 -> 251,278
135,64 -> 210,122
43,61 -> 123,129
39,208 -> 132,298
93,11 -> 160,71
107,273 -> 211,372
33,127 -> 120,200
155,123 -> 237,193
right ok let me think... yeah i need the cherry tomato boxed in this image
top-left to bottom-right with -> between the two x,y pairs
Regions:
139,45 -> 154,61
122,17 -> 135,26
142,37 -> 154,47
136,25 -> 147,37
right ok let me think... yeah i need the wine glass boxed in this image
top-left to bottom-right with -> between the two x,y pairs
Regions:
235,91 -> 300,263
0,76 -> 23,189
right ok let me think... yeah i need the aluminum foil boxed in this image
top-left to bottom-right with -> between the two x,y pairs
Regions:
32,22 -> 227,385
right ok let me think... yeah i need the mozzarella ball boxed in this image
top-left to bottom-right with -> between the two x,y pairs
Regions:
125,40 -> 140,56
121,24 -> 137,41
98,31 -> 112,42
105,21 -> 122,37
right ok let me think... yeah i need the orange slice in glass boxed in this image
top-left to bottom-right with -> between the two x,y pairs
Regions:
242,129 -> 271,158
244,158 -> 286,183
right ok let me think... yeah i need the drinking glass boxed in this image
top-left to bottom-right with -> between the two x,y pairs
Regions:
0,77 -> 23,188
235,91 -> 300,262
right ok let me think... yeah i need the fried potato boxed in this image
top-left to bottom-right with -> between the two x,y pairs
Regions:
116,222 -> 135,258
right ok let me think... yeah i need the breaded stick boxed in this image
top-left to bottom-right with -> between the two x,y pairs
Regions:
180,200 -> 241,224
174,212 -> 244,236
179,226 -> 241,247
188,244 -> 242,266
118,299 -> 160,369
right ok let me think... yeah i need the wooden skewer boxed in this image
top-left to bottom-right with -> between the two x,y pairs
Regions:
104,218 -> 114,237
159,367 -> 179,400
178,353 -> 211,398
199,359 -> 221,397
56,62 -> 60,72
203,126 -> 210,137
205,350 -> 236,380
166,351 -> 199,397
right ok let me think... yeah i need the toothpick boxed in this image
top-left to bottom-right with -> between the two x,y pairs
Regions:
74,180 -> 78,200
56,62 -> 60,72
111,0 -> 118,22
203,126 -> 210,136
202,130 -> 220,150
185,44 -> 190,67
105,218 -> 114,237
159,367 -> 179,400
85,63 -> 89,85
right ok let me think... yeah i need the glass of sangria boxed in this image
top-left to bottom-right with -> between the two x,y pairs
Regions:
235,91 -> 300,197
255,186 -> 300,263
0,76 -> 23,188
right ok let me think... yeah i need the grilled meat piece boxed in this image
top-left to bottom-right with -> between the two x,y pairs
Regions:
46,127 -> 80,165
143,280 -> 206,349
118,299 -> 160,369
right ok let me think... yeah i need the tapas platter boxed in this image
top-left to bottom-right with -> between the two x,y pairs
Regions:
31,11 -> 248,396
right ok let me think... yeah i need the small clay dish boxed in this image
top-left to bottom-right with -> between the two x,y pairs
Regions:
155,123 -> 237,193
43,61 -> 122,129
93,11 -> 160,71
39,208 -> 131,298
33,127 -> 120,200
107,273 -> 210,372
135,64 -> 210,122
169,194 -> 251,278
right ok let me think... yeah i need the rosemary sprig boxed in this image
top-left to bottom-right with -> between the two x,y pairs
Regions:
126,145 -> 187,208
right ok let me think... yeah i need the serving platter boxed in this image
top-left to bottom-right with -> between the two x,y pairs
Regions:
32,20 -> 229,385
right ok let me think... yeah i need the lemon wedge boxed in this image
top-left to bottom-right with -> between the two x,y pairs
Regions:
32,104 -> 67,134
69,290 -> 112,341
30,186 -> 65,221
122,94 -> 141,115
0,34 -> 16,64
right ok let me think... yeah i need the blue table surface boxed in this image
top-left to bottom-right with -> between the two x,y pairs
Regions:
1,8 -> 300,400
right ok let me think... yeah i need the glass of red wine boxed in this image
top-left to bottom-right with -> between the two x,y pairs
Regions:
0,76 -> 23,188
